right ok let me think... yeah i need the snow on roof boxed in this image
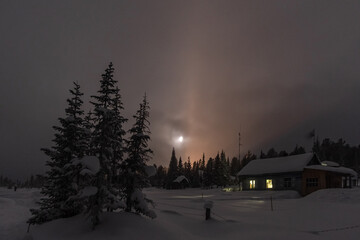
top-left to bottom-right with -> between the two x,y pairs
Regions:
173,175 -> 189,183
237,153 -> 315,176
321,161 -> 340,167
305,165 -> 358,177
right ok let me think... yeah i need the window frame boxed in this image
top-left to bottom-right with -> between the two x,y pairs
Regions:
249,179 -> 256,189
266,179 -> 273,189
306,178 -> 319,187
284,178 -> 292,188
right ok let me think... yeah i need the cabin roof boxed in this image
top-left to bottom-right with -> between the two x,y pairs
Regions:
173,175 -> 190,183
237,153 -> 317,176
305,165 -> 358,177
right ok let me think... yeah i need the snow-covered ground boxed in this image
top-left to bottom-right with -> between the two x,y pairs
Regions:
0,188 -> 40,240
1,187 -> 360,240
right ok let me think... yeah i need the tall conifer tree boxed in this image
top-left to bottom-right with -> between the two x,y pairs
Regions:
166,148 -> 178,188
87,62 -> 126,228
121,94 -> 156,218
28,82 -> 87,225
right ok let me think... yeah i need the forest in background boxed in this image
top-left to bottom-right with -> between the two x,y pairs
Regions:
150,138 -> 360,189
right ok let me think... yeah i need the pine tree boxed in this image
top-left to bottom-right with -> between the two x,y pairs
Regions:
230,157 -> 240,176
266,148 -> 278,158
204,157 -> 214,187
260,150 -> 266,159
220,151 -> 230,187
167,148 -> 178,188
178,157 -> 184,176
83,111 -> 94,156
213,152 -> 223,187
200,153 -> 206,170
278,150 -> 289,157
241,151 -> 257,168
110,86 -> 127,187
121,94 -> 156,218
87,62 -> 125,228
290,145 -> 306,156
28,82 -> 87,225
184,157 -> 192,181
191,160 -> 200,187
153,165 -> 166,188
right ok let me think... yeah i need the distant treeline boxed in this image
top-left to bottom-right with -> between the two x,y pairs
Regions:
259,138 -> 360,172
0,174 -> 44,189
150,138 -> 360,189
313,138 -> 360,172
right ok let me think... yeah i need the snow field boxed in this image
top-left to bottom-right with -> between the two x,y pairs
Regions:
1,187 -> 360,240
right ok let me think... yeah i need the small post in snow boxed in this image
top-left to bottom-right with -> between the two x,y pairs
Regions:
204,200 -> 213,220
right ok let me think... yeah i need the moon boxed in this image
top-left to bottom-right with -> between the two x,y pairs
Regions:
178,136 -> 184,143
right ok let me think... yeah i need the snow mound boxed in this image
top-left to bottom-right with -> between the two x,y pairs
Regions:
304,188 -> 360,203
29,212 -> 173,240
131,189 -> 157,219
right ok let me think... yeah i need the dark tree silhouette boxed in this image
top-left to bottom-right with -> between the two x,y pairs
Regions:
87,62 -> 125,228
121,94 -> 156,218
28,82 -> 87,225
166,148 -> 178,188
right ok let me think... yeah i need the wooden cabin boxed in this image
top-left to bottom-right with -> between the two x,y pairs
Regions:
237,153 -> 357,196
171,175 -> 190,189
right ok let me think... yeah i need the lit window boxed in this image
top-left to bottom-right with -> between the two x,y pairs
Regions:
266,179 -> 273,189
250,180 -> 256,189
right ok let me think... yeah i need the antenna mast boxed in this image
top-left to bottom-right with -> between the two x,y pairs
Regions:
238,131 -> 242,166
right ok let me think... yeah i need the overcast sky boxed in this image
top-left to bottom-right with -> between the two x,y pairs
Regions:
1,0 -> 360,180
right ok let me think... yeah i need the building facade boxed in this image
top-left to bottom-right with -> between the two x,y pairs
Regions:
237,153 -> 357,196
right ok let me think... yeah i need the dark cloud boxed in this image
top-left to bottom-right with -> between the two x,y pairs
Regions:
1,0 -> 360,179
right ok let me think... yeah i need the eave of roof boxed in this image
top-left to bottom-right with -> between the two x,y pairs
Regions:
304,165 -> 358,177
237,153 -> 315,176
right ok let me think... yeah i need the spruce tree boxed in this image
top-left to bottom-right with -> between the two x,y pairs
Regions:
121,94 -> 156,218
241,151 -> 257,168
230,157 -> 240,176
28,82 -> 87,225
278,150 -> 289,157
266,148 -> 278,158
184,157 -> 192,181
290,145 -> 306,156
200,153 -> 206,170
110,86 -> 127,187
204,157 -> 214,187
191,160 -> 200,187
167,148 -> 178,188
178,157 -> 184,176
213,153 -> 222,187
87,62 -> 126,228
221,151 -> 230,186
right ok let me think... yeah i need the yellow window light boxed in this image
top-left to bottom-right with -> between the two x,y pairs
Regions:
250,180 -> 256,189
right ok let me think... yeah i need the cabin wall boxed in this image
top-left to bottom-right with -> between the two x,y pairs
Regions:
301,168 -> 352,196
301,169 -> 326,196
240,173 -> 302,192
